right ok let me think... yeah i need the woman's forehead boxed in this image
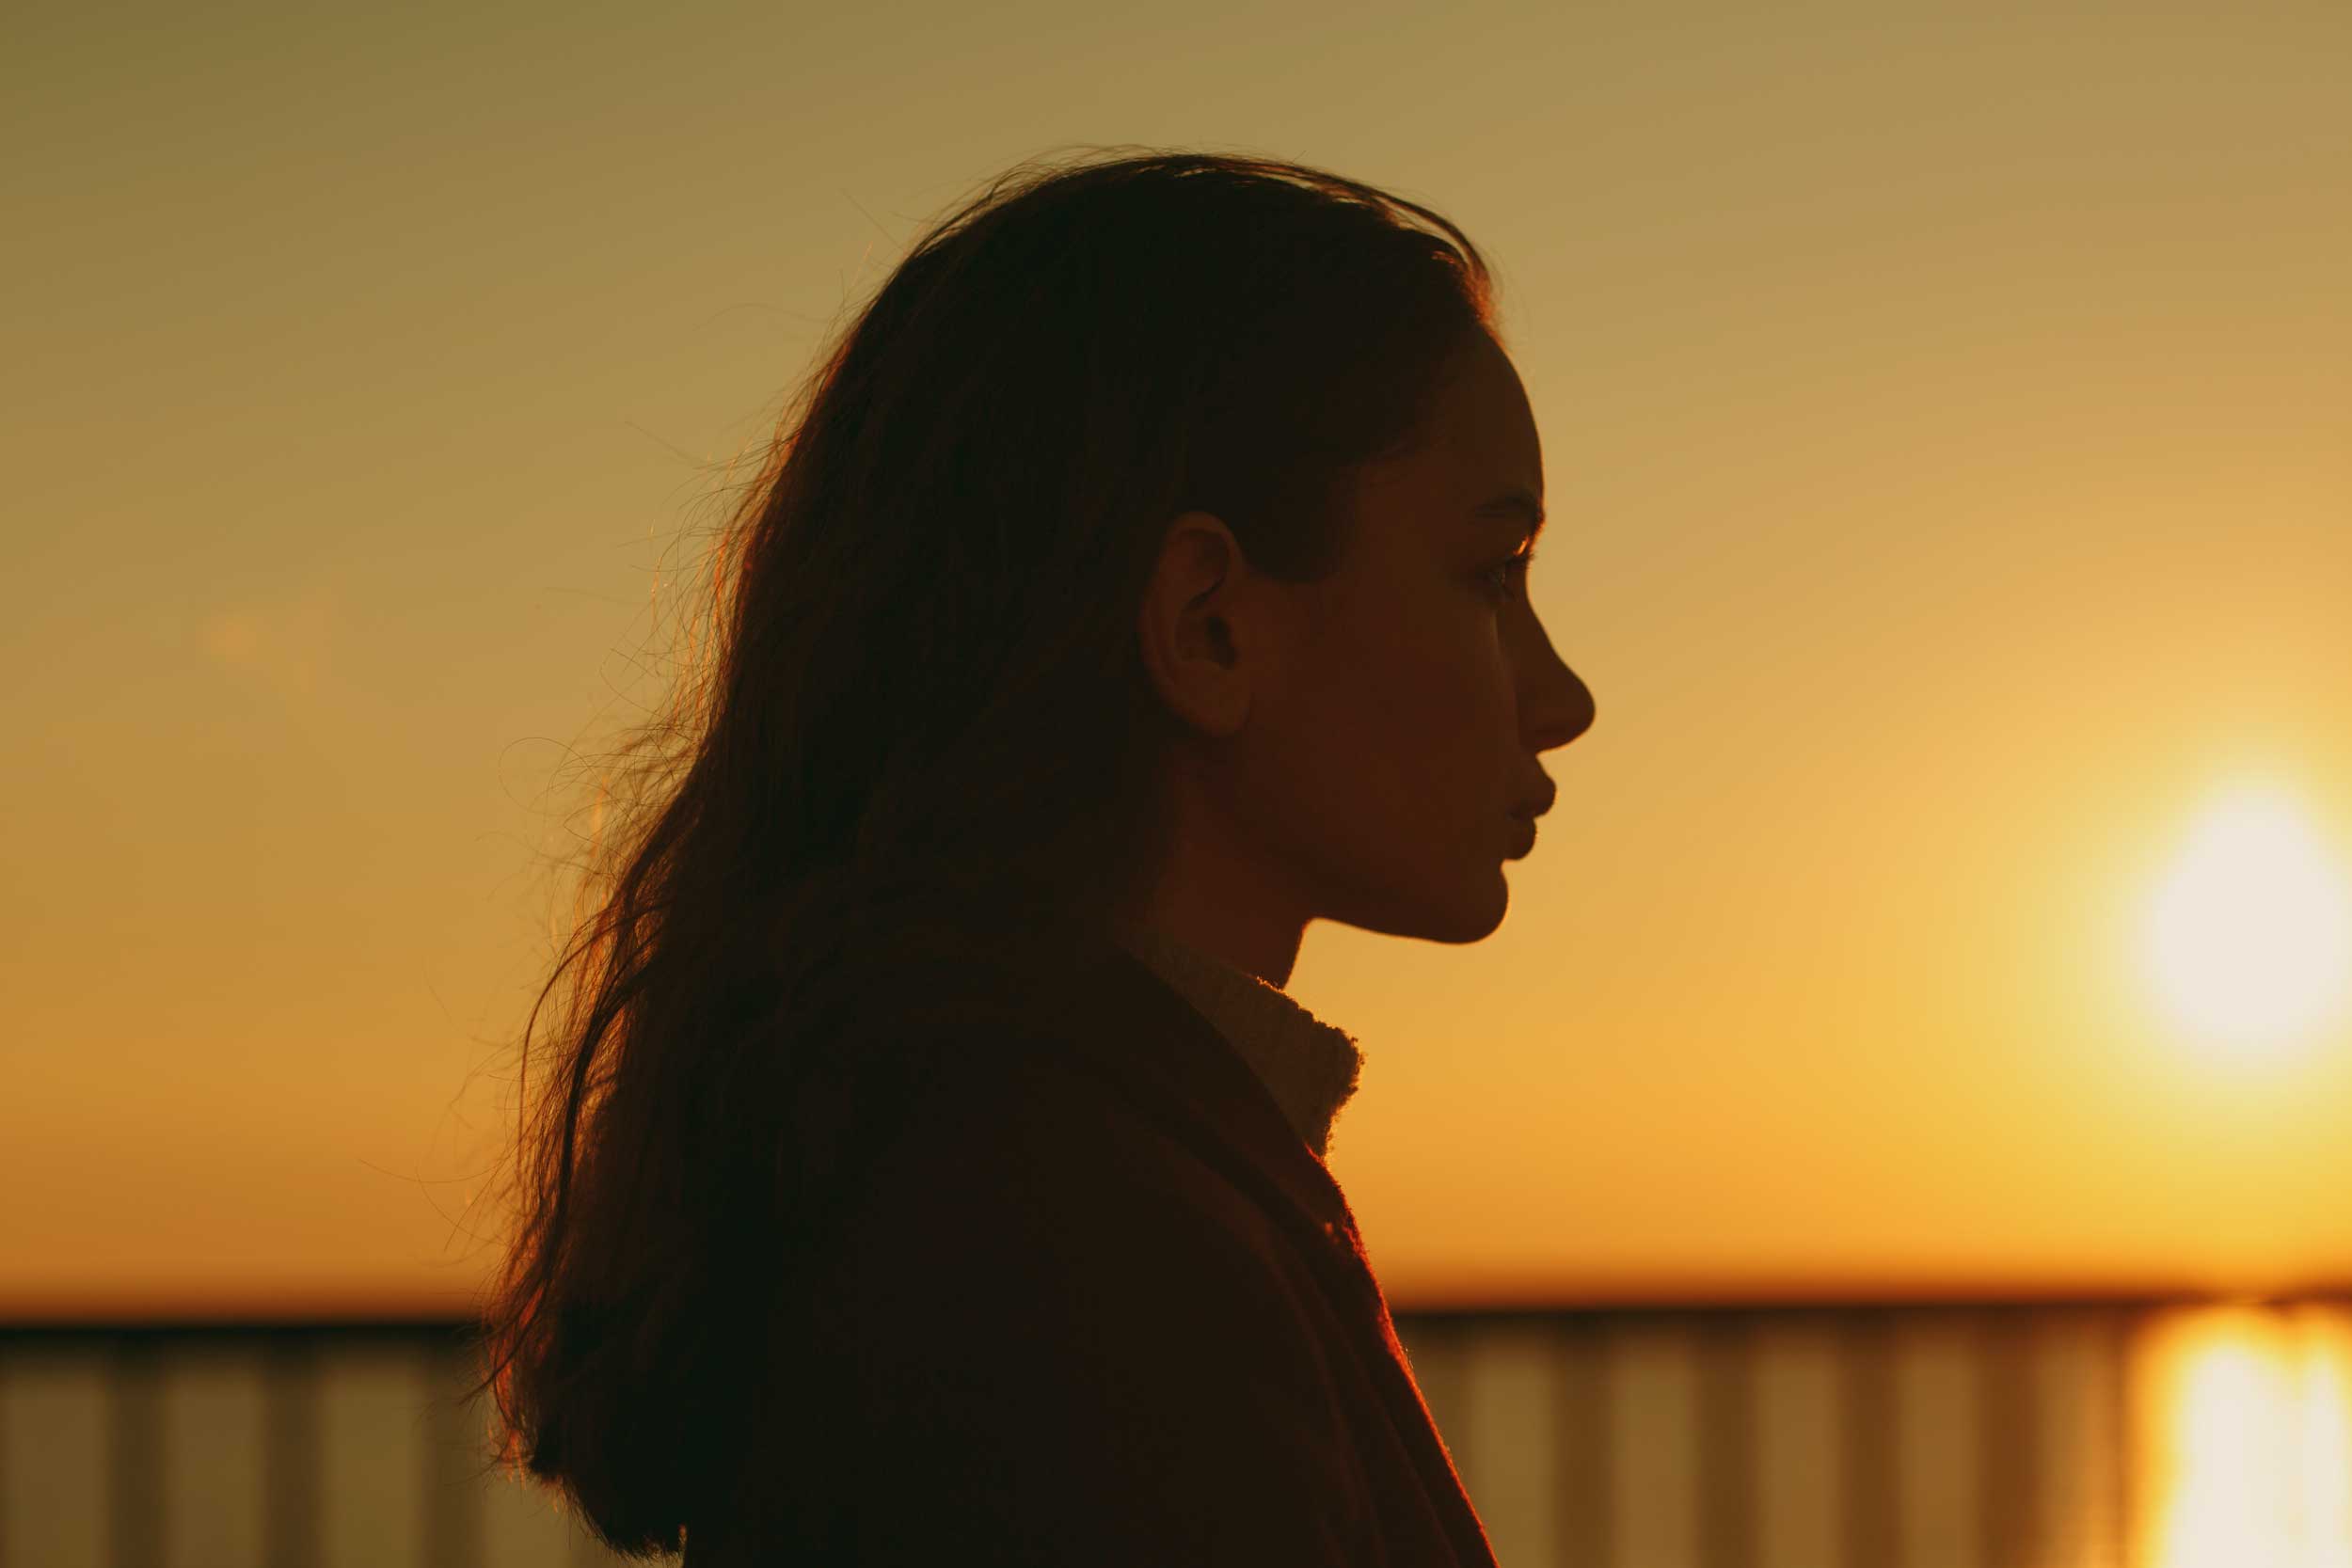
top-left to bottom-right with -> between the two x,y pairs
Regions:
1360,344 -> 1543,518
1437,334 -> 1542,482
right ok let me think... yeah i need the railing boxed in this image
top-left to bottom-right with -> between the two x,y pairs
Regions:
1,1298 -> 2343,1566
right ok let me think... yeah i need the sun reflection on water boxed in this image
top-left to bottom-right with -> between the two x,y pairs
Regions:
2142,1304 -> 2352,1568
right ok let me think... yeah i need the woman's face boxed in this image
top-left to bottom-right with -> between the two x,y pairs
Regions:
1135,328 -> 1596,974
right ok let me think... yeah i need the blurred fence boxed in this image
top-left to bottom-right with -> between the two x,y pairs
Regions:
1,1298 -> 2343,1567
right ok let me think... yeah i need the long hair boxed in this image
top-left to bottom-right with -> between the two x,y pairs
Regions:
467,145 -> 1497,1555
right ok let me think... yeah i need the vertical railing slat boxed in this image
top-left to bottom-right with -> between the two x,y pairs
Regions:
1977,1309 -> 2042,1568
1463,1316 -> 1565,1565
2030,1307 -> 2128,1568
1892,1309 -> 1985,1568
159,1343 -> 268,1568
1608,1314 -> 1701,1568
1838,1308 -> 1901,1568
1695,1310 -> 1758,1568
421,1334 -> 485,1568
0,1343 -> 108,1568
262,1336 -> 321,1568
316,1338 -> 425,1568
1751,1313 -> 1844,1568
1550,1317 -> 1614,1568
107,1340 -> 164,1568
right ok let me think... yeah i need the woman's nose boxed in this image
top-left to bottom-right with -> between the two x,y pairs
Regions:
1527,663 -> 1595,754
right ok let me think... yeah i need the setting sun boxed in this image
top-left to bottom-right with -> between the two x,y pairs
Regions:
2137,784 -> 2352,1057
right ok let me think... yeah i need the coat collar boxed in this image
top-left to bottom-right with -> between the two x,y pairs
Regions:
814,883 -> 1392,1288
1107,925 -> 1363,1160
889,898 -> 1374,1256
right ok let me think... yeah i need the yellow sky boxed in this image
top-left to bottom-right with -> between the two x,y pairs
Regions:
8,0 -> 2349,1318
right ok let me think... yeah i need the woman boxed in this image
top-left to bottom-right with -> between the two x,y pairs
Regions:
471,146 -> 1596,1564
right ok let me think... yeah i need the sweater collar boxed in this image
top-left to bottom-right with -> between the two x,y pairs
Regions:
1109,926 -> 1364,1159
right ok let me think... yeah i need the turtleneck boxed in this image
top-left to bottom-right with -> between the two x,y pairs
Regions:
1111,925 -> 1365,1159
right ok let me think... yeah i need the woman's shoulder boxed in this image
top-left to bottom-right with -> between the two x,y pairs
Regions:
844,986 -> 1275,1246
744,911 -> 1379,1561
801,989 -> 1334,1386
781,916 -> 1272,1223
744,1022 -> 1374,1568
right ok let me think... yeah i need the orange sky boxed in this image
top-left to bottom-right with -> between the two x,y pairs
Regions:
8,0 -> 2350,1319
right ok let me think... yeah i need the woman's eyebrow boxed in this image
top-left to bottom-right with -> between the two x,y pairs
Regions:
1471,487 -> 1546,540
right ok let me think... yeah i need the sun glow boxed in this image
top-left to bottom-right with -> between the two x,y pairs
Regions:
2137,784 -> 2352,1056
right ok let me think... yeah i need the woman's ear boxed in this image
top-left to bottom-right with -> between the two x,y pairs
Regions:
1136,510 -> 1260,739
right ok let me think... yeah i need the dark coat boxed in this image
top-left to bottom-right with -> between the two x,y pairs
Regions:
683,905 -> 1500,1565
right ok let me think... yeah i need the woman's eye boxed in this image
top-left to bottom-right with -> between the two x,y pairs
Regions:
1478,546 -> 1535,602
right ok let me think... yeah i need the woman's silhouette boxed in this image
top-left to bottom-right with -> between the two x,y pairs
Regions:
470,146 -> 1596,1565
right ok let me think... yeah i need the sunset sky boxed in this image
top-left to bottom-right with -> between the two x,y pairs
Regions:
8,0 -> 2349,1318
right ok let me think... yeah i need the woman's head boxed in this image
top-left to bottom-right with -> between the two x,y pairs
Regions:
472,147 -> 1590,1553
1124,323 -> 1594,981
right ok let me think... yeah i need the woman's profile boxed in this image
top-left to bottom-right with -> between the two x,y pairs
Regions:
469,146 -> 1596,1564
